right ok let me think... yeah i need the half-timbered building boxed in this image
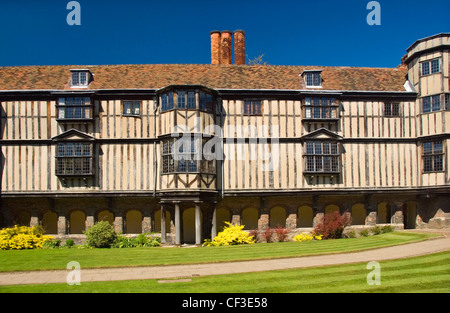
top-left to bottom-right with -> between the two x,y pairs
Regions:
1,32 -> 449,244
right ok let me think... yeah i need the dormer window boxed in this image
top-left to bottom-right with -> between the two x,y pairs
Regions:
70,69 -> 92,87
302,70 -> 322,88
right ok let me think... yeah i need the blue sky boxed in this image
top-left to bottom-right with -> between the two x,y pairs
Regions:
0,0 -> 448,67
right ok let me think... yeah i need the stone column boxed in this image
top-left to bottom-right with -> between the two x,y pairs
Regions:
195,202 -> 202,245
211,202 -> 217,239
286,206 -> 298,229
86,215 -> 94,230
30,213 -> 39,228
258,198 -> 269,230
113,212 -> 124,234
391,202 -> 404,225
57,213 -> 67,235
231,208 -> 241,225
365,199 -> 377,226
161,203 -> 166,244
174,202 -> 181,245
142,207 -> 151,234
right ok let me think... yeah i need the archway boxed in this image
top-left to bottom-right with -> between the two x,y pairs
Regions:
126,210 -> 142,234
153,209 -> 171,233
15,211 -> 31,227
298,206 -> 313,227
377,202 -> 390,223
325,205 -> 340,215
241,207 -> 258,230
183,208 -> 202,244
270,206 -> 286,228
42,211 -> 58,234
216,208 -> 231,232
69,210 -> 86,234
352,204 -> 366,225
404,202 -> 417,229
98,210 -> 114,226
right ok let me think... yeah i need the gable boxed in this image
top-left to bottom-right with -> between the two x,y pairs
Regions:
301,128 -> 343,141
51,129 -> 95,141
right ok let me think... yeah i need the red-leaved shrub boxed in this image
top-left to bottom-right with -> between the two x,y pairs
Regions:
274,226 -> 290,242
261,227 -> 274,243
313,211 -> 350,239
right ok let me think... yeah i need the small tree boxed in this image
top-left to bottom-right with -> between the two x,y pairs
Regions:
85,221 -> 117,248
246,54 -> 269,65
313,211 -> 351,239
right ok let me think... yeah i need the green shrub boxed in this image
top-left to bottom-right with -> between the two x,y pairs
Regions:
381,225 -> 394,233
112,233 -> 160,248
85,221 -> 117,248
344,229 -> 356,238
42,239 -> 61,249
371,226 -> 382,235
64,239 -> 75,248
359,229 -> 370,237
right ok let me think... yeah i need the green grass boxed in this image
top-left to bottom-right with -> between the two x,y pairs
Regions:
1,251 -> 449,293
0,232 -> 438,272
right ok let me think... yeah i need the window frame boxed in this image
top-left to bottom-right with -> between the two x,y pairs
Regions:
384,102 -> 400,117
70,70 -> 91,88
303,140 -> 341,174
55,142 -> 94,177
422,141 -> 444,173
243,100 -> 262,116
122,100 -> 141,117
303,71 -> 322,88
161,137 -> 216,175
303,97 -> 339,120
56,97 -> 93,122
420,58 -> 441,77
422,94 -> 444,113
160,89 -> 214,113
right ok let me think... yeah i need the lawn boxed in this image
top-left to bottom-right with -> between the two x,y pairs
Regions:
0,232 -> 438,272
1,251 -> 449,293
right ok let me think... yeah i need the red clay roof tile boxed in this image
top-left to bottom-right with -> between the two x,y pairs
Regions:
0,64 -> 408,92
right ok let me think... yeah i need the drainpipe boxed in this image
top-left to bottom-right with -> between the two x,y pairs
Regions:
219,97 -> 224,198
153,96 -> 158,198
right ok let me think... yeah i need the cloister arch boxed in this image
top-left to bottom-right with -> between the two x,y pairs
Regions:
15,210 -> 31,226
352,204 -> 366,225
125,210 -> 142,234
216,208 -> 231,232
270,206 -> 286,227
69,210 -> 86,234
377,202 -> 390,223
97,210 -> 114,226
241,207 -> 258,230
154,209 -> 171,233
325,205 -> 340,215
298,205 -> 313,227
405,202 -> 417,229
42,211 -> 58,234
183,208 -> 202,244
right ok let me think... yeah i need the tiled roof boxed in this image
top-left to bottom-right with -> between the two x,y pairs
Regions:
0,63 -> 408,92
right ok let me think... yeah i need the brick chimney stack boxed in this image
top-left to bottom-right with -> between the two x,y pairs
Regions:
220,30 -> 233,65
210,30 -> 246,65
234,30 -> 246,65
210,30 -> 221,65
